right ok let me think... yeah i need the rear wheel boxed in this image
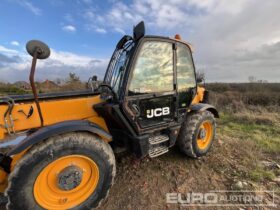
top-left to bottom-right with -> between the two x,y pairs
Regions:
6,132 -> 116,210
177,111 -> 216,158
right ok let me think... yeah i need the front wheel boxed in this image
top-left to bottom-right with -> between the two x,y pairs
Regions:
177,111 -> 216,158
6,132 -> 116,210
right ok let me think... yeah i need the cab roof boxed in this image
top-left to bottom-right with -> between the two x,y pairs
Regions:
141,35 -> 194,52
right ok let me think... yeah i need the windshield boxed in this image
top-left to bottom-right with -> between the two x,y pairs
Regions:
104,40 -> 134,96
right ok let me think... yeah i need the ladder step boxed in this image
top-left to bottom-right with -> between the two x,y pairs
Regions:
149,146 -> 169,158
149,135 -> 169,145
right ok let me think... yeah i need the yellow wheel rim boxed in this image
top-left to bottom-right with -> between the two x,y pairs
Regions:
197,121 -> 213,150
34,155 -> 99,210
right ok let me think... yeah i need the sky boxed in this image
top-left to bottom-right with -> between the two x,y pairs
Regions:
0,0 -> 280,83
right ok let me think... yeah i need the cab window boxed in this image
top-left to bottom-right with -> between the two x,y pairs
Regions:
176,42 -> 196,91
128,41 -> 173,95
176,42 -> 196,108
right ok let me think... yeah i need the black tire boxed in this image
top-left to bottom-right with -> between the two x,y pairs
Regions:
177,111 -> 216,158
6,132 -> 116,210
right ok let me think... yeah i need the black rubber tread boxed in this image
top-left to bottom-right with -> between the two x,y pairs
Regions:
5,132 -> 116,210
177,111 -> 216,158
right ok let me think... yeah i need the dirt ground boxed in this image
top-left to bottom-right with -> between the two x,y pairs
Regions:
96,136 -> 279,210
95,109 -> 280,210
0,114 -> 279,210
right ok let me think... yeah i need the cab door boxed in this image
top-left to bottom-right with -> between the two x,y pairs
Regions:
122,39 -> 177,132
176,42 -> 197,119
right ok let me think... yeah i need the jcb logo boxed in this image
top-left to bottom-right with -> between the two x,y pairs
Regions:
146,107 -> 170,118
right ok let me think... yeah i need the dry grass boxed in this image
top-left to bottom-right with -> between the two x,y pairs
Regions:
207,83 -> 280,113
232,108 -> 280,125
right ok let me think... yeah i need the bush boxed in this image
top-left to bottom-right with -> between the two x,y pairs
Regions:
207,83 -> 280,111
0,85 -> 28,95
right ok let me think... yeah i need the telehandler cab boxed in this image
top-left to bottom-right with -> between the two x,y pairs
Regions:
0,21 -> 218,209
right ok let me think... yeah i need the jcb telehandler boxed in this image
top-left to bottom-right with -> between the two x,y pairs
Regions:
0,22 -> 218,209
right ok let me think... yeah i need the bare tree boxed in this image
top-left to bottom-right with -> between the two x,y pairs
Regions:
67,73 -> 81,84
63,72 -> 84,90
196,71 -> 205,83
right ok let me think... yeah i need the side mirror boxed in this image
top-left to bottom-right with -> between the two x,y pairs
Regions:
26,40 -> 50,60
133,21 -> 145,41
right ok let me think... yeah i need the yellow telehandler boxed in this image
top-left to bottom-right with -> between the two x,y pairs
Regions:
0,22 -> 218,209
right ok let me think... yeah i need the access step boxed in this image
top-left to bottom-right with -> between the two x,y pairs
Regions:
148,134 -> 169,145
149,146 -> 169,158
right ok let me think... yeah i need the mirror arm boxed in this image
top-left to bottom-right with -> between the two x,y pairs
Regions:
29,49 -> 44,127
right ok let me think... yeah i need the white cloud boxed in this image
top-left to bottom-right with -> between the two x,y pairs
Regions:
10,41 -> 20,46
18,0 -> 42,15
62,25 -> 76,32
114,27 -> 125,35
80,0 -> 280,82
3,0 -> 280,82
0,45 -> 108,82
95,28 -> 107,34
82,2 -> 143,34
0,45 -> 19,56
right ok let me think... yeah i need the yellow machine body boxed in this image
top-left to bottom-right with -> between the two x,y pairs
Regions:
0,94 -> 109,191
0,86 -> 206,191
0,95 -> 108,140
